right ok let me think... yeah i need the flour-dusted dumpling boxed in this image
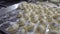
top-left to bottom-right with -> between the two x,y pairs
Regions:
53,15 -> 60,24
49,23 -> 59,32
48,30 -> 58,34
15,27 -> 27,34
35,25 -> 46,34
6,23 -> 19,34
22,21 -> 34,32
23,25 -> 34,32
18,21 -> 25,27
30,13 -> 37,23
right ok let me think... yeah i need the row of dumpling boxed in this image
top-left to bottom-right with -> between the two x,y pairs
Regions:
6,1 -> 60,34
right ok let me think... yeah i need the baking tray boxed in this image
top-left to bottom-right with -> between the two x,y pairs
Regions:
0,1 -> 60,34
